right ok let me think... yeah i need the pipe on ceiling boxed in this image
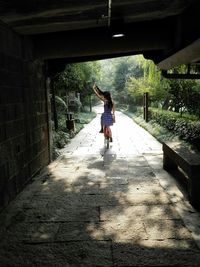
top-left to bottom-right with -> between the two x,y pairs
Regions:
108,0 -> 112,27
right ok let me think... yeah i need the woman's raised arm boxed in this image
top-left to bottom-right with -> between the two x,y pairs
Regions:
93,84 -> 105,101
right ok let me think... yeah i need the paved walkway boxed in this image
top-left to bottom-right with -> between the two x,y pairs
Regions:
1,107 -> 200,266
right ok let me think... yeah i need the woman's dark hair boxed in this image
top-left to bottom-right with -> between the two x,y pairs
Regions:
95,86 -> 113,109
103,91 -> 113,109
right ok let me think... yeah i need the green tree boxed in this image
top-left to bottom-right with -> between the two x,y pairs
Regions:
111,56 -> 143,105
144,60 -> 170,107
113,58 -> 130,92
125,56 -> 170,109
54,61 -> 100,107
168,79 -> 197,113
186,80 -> 200,117
126,77 -> 147,106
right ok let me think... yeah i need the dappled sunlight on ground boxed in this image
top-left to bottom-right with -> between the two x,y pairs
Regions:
0,109 -> 200,266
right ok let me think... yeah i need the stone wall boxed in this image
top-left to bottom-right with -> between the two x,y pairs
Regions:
0,22 -> 50,210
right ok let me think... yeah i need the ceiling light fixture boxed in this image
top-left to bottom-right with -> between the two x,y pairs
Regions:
107,0 -> 125,38
112,33 -> 125,38
110,18 -> 125,38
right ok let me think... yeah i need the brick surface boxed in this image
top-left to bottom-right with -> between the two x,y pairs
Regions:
0,23 -> 49,210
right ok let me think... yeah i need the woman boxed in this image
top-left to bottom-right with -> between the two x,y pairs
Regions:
93,83 -> 115,141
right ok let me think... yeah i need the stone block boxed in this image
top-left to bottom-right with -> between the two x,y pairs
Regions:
0,23 -> 49,212
163,141 -> 200,208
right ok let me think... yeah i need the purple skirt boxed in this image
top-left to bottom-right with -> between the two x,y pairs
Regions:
101,112 -> 113,126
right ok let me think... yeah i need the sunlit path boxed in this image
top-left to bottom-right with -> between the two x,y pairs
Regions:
0,107 -> 200,266
62,106 -> 162,157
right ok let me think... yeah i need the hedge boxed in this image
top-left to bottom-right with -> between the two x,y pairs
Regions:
149,108 -> 200,148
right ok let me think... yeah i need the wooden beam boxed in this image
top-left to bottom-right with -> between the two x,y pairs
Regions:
33,26 -> 171,60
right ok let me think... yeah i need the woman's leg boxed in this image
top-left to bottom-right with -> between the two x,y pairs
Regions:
99,114 -> 103,133
103,125 -> 112,141
107,126 -> 112,141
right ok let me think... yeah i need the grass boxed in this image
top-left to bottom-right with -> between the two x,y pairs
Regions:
134,115 -> 179,142
124,109 -> 184,144
123,109 -> 200,154
75,111 -> 96,132
151,107 -> 199,122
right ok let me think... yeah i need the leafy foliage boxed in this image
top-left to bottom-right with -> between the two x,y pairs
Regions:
149,108 -> 200,148
53,130 -> 70,149
51,55 -> 200,154
53,56 -> 200,118
54,61 -> 101,108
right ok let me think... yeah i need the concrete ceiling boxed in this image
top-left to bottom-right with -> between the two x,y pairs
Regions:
0,0 -> 199,69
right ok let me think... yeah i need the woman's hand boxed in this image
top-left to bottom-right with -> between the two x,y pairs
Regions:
93,83 -> 100,94
92,84 -> 105,101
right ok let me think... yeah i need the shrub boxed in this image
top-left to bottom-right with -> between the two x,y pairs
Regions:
149,108 -> 200,148
53,130 -> 70,149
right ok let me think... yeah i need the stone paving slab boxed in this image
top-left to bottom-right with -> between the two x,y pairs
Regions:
0,241 -> 113,267
19,206 -> 100,223
112,240 -> 200,267
0,107 -> 200,266
100,204 -> 181,221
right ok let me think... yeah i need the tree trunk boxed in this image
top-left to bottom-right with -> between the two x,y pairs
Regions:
51,80 -> 58,131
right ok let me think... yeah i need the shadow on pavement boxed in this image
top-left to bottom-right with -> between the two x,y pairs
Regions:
0,153 -> 200,266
